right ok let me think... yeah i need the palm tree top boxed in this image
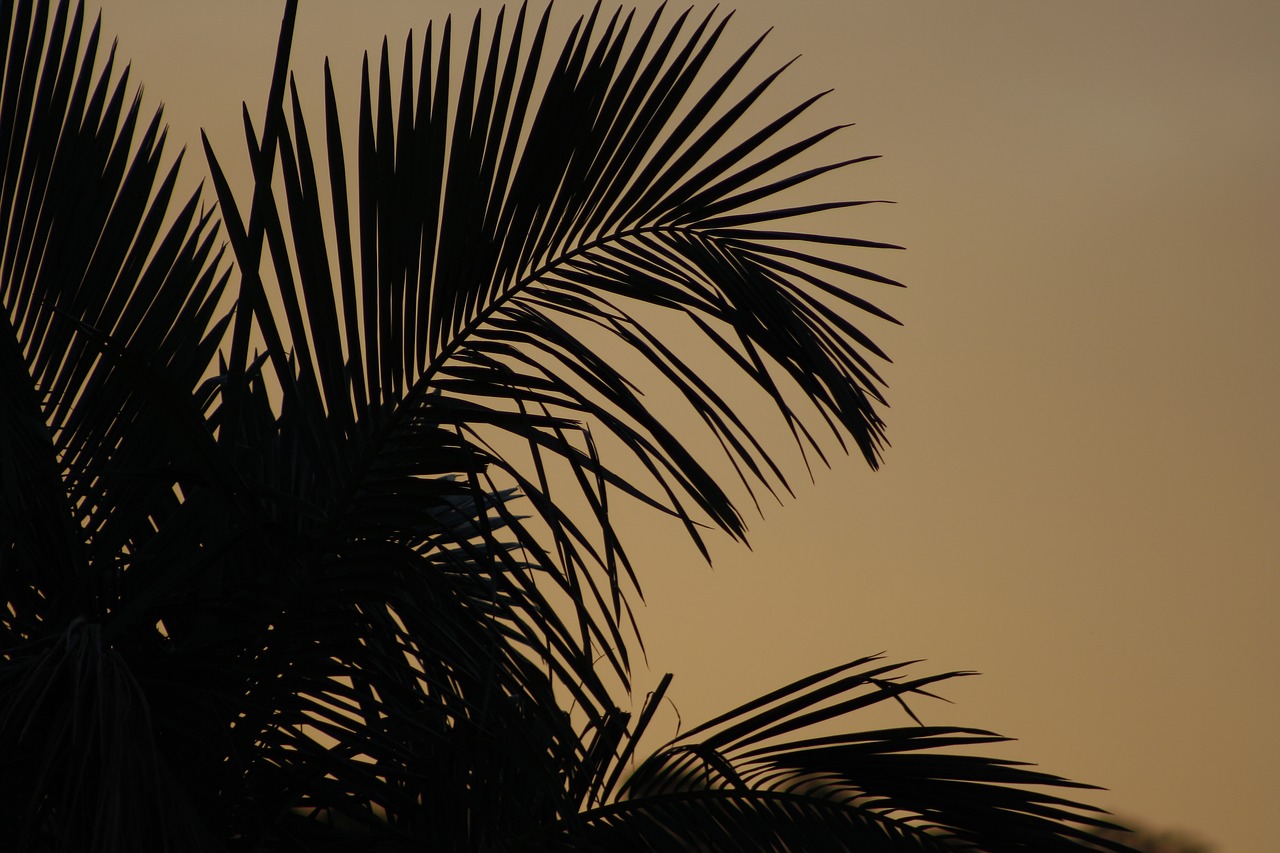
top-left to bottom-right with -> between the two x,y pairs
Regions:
1,1 -> 1135,849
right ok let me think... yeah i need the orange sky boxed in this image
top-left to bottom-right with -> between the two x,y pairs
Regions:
100,2 -> 1279,849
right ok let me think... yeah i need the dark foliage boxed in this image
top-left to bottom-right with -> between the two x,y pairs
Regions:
2,1 -> 1135,850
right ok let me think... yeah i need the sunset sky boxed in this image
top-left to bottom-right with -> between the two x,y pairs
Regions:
98,1 -> 1278,849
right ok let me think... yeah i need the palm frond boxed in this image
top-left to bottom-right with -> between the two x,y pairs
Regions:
1,0 -> 229,636
1,1 -> 233,846
204,1 -> 902,697
545,656 -> 1134,852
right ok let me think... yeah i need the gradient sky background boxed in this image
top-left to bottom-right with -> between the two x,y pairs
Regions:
98,1 -> 1278,849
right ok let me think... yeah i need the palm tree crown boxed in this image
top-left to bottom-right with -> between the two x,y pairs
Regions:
1,1 -> 1134,850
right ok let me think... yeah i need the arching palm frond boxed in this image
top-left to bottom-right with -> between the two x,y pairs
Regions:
536,656 -> 1133,852
204,0 -> 902,692
1,0 -> 229,847
1,0 -> 230,636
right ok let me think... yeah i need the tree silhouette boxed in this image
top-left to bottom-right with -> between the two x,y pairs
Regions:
1,1 -> 1136,849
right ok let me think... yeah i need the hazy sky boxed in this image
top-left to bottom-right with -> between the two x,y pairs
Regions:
98,1 -> 1279,849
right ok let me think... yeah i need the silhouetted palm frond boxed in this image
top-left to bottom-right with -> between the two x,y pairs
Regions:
530,656 -> 1133,852
204,0 -> 902,683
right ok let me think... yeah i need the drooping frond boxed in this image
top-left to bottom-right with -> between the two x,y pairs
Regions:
539,657 -> 1134,852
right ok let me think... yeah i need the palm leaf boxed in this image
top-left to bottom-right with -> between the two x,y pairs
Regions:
541,656 -> 1135,852
204,1 -> 902,698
